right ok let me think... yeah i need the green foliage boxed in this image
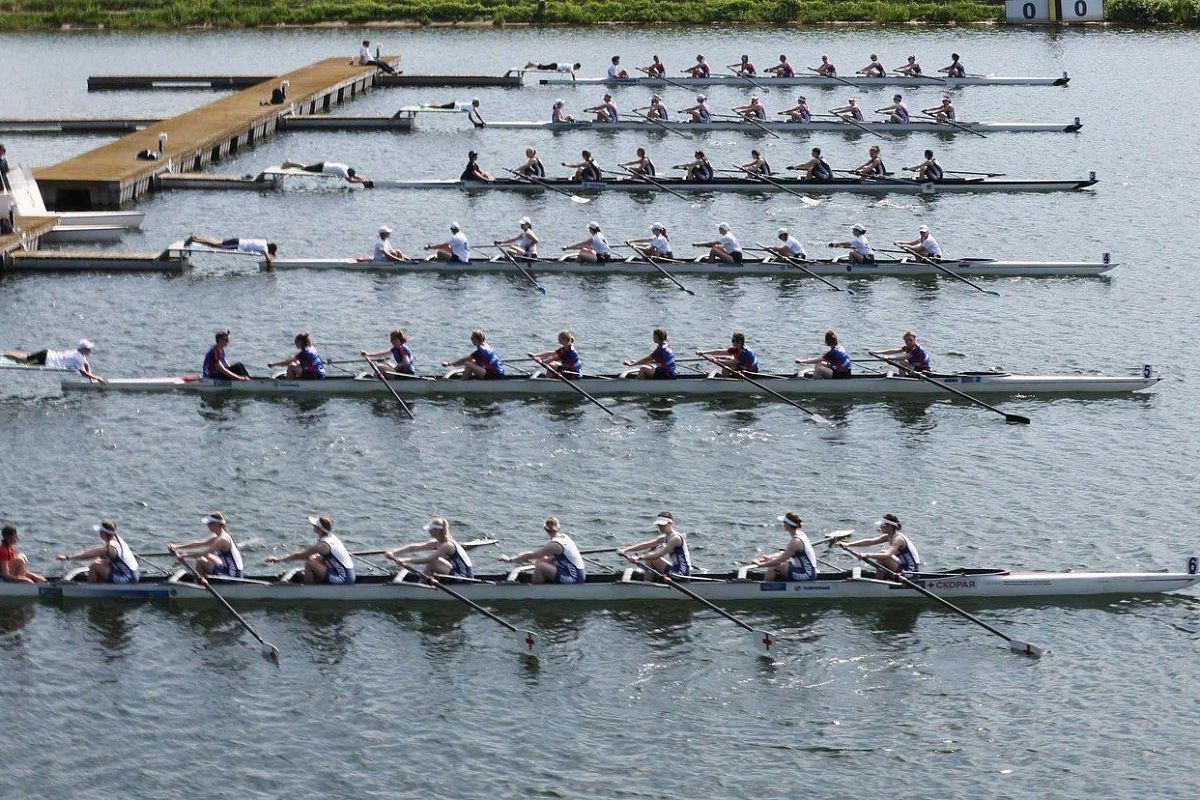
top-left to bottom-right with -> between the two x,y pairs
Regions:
1107,0 -> 1174,21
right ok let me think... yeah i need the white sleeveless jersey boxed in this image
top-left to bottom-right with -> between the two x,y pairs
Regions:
788,531 -> 816,570
109,536 -> 139,572
891,532 -> 919,564
322,534 -> 354,570
552,534 -> 585,571
223,534 -> 244,572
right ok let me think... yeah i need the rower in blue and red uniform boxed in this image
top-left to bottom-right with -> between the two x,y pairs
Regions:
444,329 -> 506,379
875,330 -> 932,374
529,330 -> 583,377
362,328 -> 416,376
696,331 -> 760,376
268,332 -> 326,380
625,328 -> 676,379
202,329 -> 250,381
796,329 -> 853,379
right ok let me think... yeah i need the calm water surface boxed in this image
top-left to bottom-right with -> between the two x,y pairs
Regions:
1,25 -> 1199,800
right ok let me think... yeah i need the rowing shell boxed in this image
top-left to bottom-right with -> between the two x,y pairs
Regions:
4,562 -> 1194,603
370,176 -> 1098,194
485,118 -> 1084,135
537,72 -> 1072,88
59,371 -> 1160,399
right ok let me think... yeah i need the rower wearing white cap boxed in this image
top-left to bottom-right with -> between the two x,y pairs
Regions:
765,54 -> 796,78
894,54 -> 923,77
681,95 -> 712,123
830,97 -> 864,122
498,516 -> 587,584
620,147 -> 657,177
4,339 -> 105,383
695,222 -> 743,264
905,149 -> 944,182
496,217 -> 539,259
876,94 -> 910,124
617,511 -> 691,577
768,227 -> 808,261
385,517 -> 473,579
829,223 -> 874,264
425,222 -> 470,263
922,97 -> 955,123
843,513 -> 920,579
515,147 -> 546,178
169,512 -> 244,579
733,96 -> 767,121
779,95 -> 812,123
372,226 -> 410,263
265,515 -> 355,585
752,512 -> 817,582
57,519 -> 139,584
629,223 -> 673,260
857,54 -> 887,78
562,222 -> 611,263
895,225 -> 941,258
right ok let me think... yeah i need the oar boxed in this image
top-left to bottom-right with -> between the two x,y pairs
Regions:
867,351 -> 1030,425
732,165 -> 819,205
941,169 -> 1007,178
623,239 -> 695,295
837,544 -> 1042,657
352,538 -> 499,558
749,242 -> 851,294
634,110 -> 693,140
491,241 -> 546,294
621,554 -> 778,655
397,566 -> 539,654
723,70 -> 770,94
604,166 -> 690,201
810,68 -> 859,91
716,111 -> 780,139
581,554 -> 619,574
636,66 -> 692,93
172,552 -> 279,662
527,355 -> 630,423
917,113 -> 986,139
501,167 -> 590,204
364,355 -> 416,419
827,112 -> 886,140
697,352 -> 830,425
878,246 -> 1000,297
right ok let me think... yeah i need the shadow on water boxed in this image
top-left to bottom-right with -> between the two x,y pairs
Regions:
0,604 -> 36,637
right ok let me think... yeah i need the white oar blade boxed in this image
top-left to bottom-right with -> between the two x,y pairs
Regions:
517,629 -> 540,654
262,642 -> 281,663
752,629 -> 779,655
570,196 -> 590,204
1010,640 -> 1044,658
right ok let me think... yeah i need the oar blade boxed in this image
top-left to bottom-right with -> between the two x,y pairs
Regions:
517,629 -> 540,654
570,195 -> 591,204
808,413 -> 833,426
752,628 -> 780,655
1009,639 -> 1044,658
1005,414 -> 1032,425
262,642 -> 281,663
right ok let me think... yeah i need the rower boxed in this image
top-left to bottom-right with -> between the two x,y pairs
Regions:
674,150 -> 713,182
57,519 -> 140,584
906,149 -> 944,182
769,227 -> 808,261
624,328 -> 677,379
728,55 -> 757,76
607,55 -> 629,80
443,329 -> 506,380
923,97 -> 956,122
460,150 -> 494,182
4,338 -> 105,383
562,222 -> 611,263
765,54 -> 795,78
562,150 -> 602,182
852,145 -> 888,178
940,53 -> 967,78
752,512 -> 817,582
740,148 -> 772,176
809,55 -> 837,77
733,96 -> 767,121
265,515 -> 355,585
683,54 -> 711,78
857,54 -> 887,77
796,329 -> 853,379
644,95 -> 670,121
620,147 -> 656,177
629,223 -> 673,260
828,222 -> 874,263
550,100 -> 575,124
876,93 -> 910,123
1,524 -> 46,583
874,330 -> 932,374
498,517 -> 587,584
789,146 -> 833,182
830,97 -> 864,122
681,95 -> 712,123
386,517 -> 473,579
183,235 -> 277,265
844,513 -> 920,579
618,511 -> 691,578
203,329 -> 250,381
585,93 -> 619,123
529,330 -> 583,378
268,332 -> 327,380
695,222 -> 743,264
639,55 -> 667,77
895,224 -> 941,258
362,328 -> 416,376
280,159 -> 373,187
169,512 -> 244,580
779,95 -> 812,123
696,331 -> 759,375
372,225 -> 411,263
515,148 -> 546,178
496,216 -> 539,259
894,54 -> 923,76
524,60 -> 582,80
425,222 -> 471,263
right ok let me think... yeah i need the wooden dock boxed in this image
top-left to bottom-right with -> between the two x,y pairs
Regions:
36,57 -> 393,210
4,249 -> 187,275
88,72 -> 523,91
0,215 -> 60,264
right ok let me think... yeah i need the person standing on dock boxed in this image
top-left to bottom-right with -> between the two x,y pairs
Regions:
183,235 -> 277,265
203,330 -> 250,381
4,339 -> 105,383
279,160 -> 373,187
1,524 -> 47,583
358,40 -> 397,75
426,222 -> 471,263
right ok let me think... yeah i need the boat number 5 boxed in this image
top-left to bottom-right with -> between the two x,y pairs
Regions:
1188,557 -> 1197,575
1142,364 -> 1153,378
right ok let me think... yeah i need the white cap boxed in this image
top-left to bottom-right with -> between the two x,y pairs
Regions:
653,516 -> 672,527
449,222 -> 460,232
588,221 -> 601,231
718,222 -> 730,232
423,520 -> 446,532
852,224 -> 866,233
651,222 -> 665,232
697,94 -> 706,101
201,513 -> 226,525
308,515 -> 333,534
519,216 -> 532,226
776,228 -> 788,237
553,99 -> 564,107
918,225 -> 929,233
876,518 -> 899,529
379,226 -> 392,235
78,338 -> 94,351
93,520 -> 117,535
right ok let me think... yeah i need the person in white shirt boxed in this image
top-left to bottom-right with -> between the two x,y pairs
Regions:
358,40 -> 396,75
695,222 -> 743,264
280,159 -> 373,186
768,227 -> 808,261
496,217 -> 540,259
426,223 -> 471,263
828,223 -> 874,263
629,223 -> 673,259
895,225 -> 942,258
4,338 -> 105,382
183,234 -> 277,264
562,222 -> 611,263
371,226 -> 410,263
606,55 -> 629,80
57,519 -> 139,583
525,60 -> 582,79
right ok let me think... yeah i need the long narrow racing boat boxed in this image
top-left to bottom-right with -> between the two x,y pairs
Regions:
484,117 -> 1084,135
536,72 -> 1072,88
59,369 -> 1160,399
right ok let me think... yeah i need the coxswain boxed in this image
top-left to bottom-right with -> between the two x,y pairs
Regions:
779,95 -> 812,123
183,234 -> 277,265
280,159 -> 374,187
876,93 -> 910,123
443,329 -> 505,380
795,329 -> 853,379
563,150 -> 602,182
362,328 -> 416,376
57,519 -> 139,584
515,148 -> 546,178
620,147 -> 657,177
639,55 -> 667,77
852,145 -> 888,178
939,53 -> 967,78
696,331 -> 759,376
874,330 -> 932,374
369,225 -> 411,263
425,222 -> 471,263
460,150 -> 494,182
809,55 -> 837,77
617,512 -> 691,578
906,149 -> 944,181
895,224 -> 941,258
830,98 -> 864,122
496,216 -> 539,259
607,55 -> 629,80
923,97 -> 955,122
385,517 -> 473,579
675,150 -> 713,182
733,96 -> 767,121
169,512 -> 244,580
203,329 -> 250,381
894,54 -> 923,76
728,55 -> 757,76
629,222 -> 673,260
4,338 -> 105,383
681,95 -> 712,123
695,222 -> 743,264
624,328 -> 676,379
498,517 -> 587,584
529,330 -> 583,378
524,60 -> 582,79
0,524 -> 46,583
740,148 -> 772,176
551,100 -> 575,124
828,222 -> 874,263
269,332 -> 327,380
768,227 -> 808,261
857,54 -> 887,77
765,54 -> 795,78
562,222 -> 611,263
843,513 -> 920,579
789,146 -> 833,182
265,515 -> 355,585
752,512 -> 817,582
683,54 -> 711,78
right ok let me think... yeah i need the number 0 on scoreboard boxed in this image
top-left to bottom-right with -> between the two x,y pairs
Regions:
1005,0 -> 1104,21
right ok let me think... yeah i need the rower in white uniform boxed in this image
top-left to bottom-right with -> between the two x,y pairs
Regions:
894,54 -> 923,76
563,222 -> 612,263
498,517 -> 587,584
828,223 -> 874,263
733,96 -> 767,121
169,512 -> 244,579
894,224 -> 941,258
629,223 -> 673,259
876,94 -> 910,123
265,515 -> 356,585
779,96 -> 811,123
607,55 -> 630,80
751,512 -> 817,582
496,217 -> 539,259
4,338 -> 105,383
386,517 -> 474,579
183,234 -> 277,265
371,226 -> 410,263
425,222 -> 471,263
618,511 -> 691,577
280,159 -> 373,186
695,222 -> 743,264
768,227 -> 808,261
843,513 -> 920,579
57,519 -> 140,584
856,54 -> 887,77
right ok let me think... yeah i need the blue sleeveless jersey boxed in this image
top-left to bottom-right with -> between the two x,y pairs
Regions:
391,344 -> 415,374
472,344 -> 505,376
825,345 -> 852,375
652,344 -> 677,378
557,345 -> 582,375
298,347 -> 326,378
203,346 -> 229,379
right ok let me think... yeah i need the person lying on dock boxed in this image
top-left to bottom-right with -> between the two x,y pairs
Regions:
358,40 -> 397,75
873,330 -> 932,374
529,330 -> 583,378
183,234 -> 277,264
497,517 -> 587,584
623,328 -> 677,379
894,54 -> 923,76
362,225 -> 411,263
628,222 -> 673,259
683,54 -> 711,78
385,518 -> 473,579
265,515 -> 355,585
5,339 -> 105,382
425,222 -> 471,263
778,95 -> 811,123
750,513 -> 817,582
562,222 -> 611,263
268,332 -> 327,380
696,331 -> 759,376
796,329 -> 853,379
443,330 -> 505,380
551,101 -> 575,124
1,524 -> 47,583
827,223 -> 874,263
857,54 -> 887,77
788,146 -> 833,181
894,224 -> 941,258
279,160 -> 373,187
765,54 -> 795,78
362,329 -> 416,376
808,55 -> 837,77
169,513 -> 244,580
57,520 -> 139,584
203,330 -> 250,381
524,60 -> 582,79
607,55 -> 630,80
460,151 -> 494,182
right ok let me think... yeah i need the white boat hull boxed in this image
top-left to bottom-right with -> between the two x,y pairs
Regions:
537,73 -> 1071,88
42,225 -> 127,243
373,176 -> 1098,194
485,119 -> 1083,134
5,165 -> 144,228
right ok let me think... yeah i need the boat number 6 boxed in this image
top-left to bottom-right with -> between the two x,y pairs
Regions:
1189,557 -> 1197,575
